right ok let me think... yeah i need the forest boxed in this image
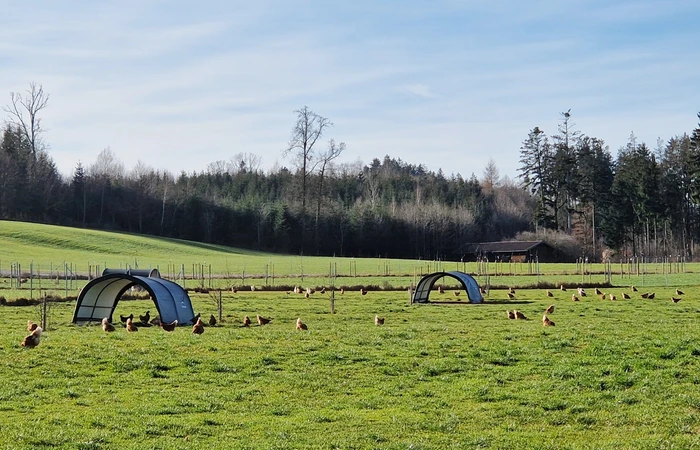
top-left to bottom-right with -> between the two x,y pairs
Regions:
1,84 -> 699,261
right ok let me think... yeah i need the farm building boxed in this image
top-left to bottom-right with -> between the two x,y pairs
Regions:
462,240 -> 563,263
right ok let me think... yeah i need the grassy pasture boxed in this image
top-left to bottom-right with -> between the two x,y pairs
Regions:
2,288 -> 700,449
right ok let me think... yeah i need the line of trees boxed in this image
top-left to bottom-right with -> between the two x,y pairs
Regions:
0,86 -> 533,259
518,110 -> 700,260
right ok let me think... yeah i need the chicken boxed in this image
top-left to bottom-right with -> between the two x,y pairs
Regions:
622,292 -> 631,299
631,285 -> 638,292
375,315 -> 385,326
453,291 -> 460,297
577,287 -> 587,297
675,289 -> 684,296
126,317 -> 138,332
647,292 -> 655,299
150,315 -> 161,326
160,319 -> 178,332
640,292 -> 649,299
120,313 -> 134,324
437,286 -> 445,294
243,316 -> 251,327
232,288 -> 238,294
560,284 -> 567,291
340,288 -> 344,295
479,286 -> 486,294
296,318 -> 308,331
139,310 -> 151,324
672,297 -> 682,303
21,326 -> 42,348
360,288 -> 368,296
257,315 -> 272,326
102,317 -> 115,332
320,287 -> 326,294
509,287 -> 515,294
546,290 -> 553,297
304,292 -> 310,299
190,313 -> 201,325
27,320 -> 38,332
192,317 -> 204,335
250,285 -> 256,292
209,314 -> 217,327
572,294 -> 580,302
507,310 -> 515,320
609,294 -> 616,301
542,314 -> 555,327
545,305 -> 555,314
507,292 -> 515,299
294,286 -> 301,294
599,293 -> 606,300
514,310 -> 527,320
594,288 -> 602,295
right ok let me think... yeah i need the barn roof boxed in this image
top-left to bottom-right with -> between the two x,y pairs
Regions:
465,240 -> 551,254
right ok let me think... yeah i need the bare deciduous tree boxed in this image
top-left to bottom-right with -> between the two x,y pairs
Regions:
3,82 -> 49,159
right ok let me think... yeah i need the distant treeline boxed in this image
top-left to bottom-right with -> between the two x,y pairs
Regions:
0,124 -> 532,259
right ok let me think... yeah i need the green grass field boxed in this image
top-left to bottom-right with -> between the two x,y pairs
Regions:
2,220 -> 700,448
2,288 -> 700,449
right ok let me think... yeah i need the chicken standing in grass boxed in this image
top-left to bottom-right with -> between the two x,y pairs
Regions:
27,320 -> 38,332
360,288 -> 368,296
622,293 -> 631,299
572,294 -> 580,302
243,316 -> 251,327
126,317 -> 138,332
542,315 -> 555,327
21,326 -> 42,348
139,311 -> 150,324
296,318 -> 308,331
192,317 -> 205,335
209,314 -> 217,327
594,288 -> 602,295
609,294 -> 616,301
375,315 -> 385,326
257,315 -> 272,326
120,313 -> 133,324
647,293 -> 656,299
507,310 -> 515,320
545,305 -> 555,314
631,286 -> 638,292
514,310 -> 527,320
675,289 -> 684,296
160,320 -> 178,332
560,284 -> 567,291
102,317 -> 115,332
672,297 -> 682,303
507,292 -> 515,300
546,290 -> 553,297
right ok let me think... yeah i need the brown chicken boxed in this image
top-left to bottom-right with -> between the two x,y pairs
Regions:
126,317 -> 138,332
340,288 -> 344,295
622,293 -> 631,299
542,315 -> 555,327
594,288 -> 602,295
675,289 -> 684,296
437,286 -> 445,294
507,310 -> 516,320
102,317 -> 115,332
560,284 -> 567,291
509,287 -> 515,294
296,318 -> 308,331
360,288 -> 368,296
507,292 -> 515,300
257,315 -> 272,326
609,294 -> 616,301
546,290 -> 553,297
139,311 -> 151,324
647,293 -> 655,299
514,310 -> 527,320
577,287 -> 587,297
631,285 -> 638,292
453,291 -> 460,297
243,316 -> 251,327
160,319 -> 178,331
599,293 -> 606,300
545,305 -> 555,314
640,292 -> 649,299
305,292 -> 310,299
375,315 -> 385,326
209,314 -> 217,327
27,320 -> 38,332
572,294 -> 580,302
21,326 -> 42,348
672,297 -> 681,303
190,313 -> 201,325
192,317 -> 204,335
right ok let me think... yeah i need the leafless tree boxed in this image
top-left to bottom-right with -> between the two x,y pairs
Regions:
283,106 -> 333,250
89,147 -> 125,224
315,139 -> 345,243
3,82 -> 49,159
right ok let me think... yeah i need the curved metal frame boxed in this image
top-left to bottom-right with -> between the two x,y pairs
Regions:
72,273 -> 194,325
412,271 -> 483,304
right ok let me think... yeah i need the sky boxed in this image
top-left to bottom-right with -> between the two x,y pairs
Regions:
2,0 -> 699,181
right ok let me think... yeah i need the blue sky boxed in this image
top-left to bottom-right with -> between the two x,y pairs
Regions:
2,0 -> 699,180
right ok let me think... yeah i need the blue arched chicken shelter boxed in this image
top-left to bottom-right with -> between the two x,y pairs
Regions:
72,268 -> 195,325
412,271 -> 484,304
